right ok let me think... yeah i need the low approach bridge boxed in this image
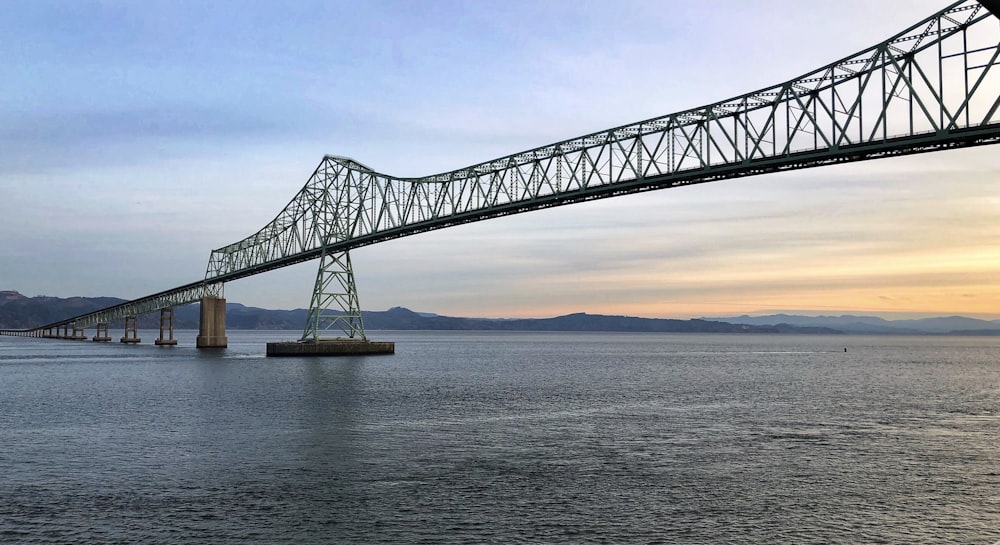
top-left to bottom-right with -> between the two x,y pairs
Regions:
4,0 -> 1000,350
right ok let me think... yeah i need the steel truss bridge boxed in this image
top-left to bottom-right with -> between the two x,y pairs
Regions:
4,0 -> 1000,343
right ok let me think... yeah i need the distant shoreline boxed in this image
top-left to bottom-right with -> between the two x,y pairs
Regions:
3,291 -> 1000,336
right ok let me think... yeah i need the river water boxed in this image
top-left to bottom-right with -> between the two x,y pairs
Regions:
1,330 -> 998,544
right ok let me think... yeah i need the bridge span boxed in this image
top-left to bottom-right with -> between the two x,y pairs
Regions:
3,0 -> 1000,352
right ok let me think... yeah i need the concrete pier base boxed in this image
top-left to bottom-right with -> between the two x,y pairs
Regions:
92,323 -> 111,342
196,296 -> 227,348
155,308 -> 178,346
266,339 -> 395,357
121,315 -> 141,344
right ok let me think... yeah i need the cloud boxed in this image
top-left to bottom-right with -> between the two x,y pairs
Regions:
0,105 -> 278,175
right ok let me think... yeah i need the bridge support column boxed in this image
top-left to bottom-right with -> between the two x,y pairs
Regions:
268,249 -> 393,357
70,324 -> 87,340
92,323 -> 111,342
196,296 -> 227,348
120,316 -> 141,343
301,249 -> 366,342
155,308 -> 178,346
59,324 -> 71,339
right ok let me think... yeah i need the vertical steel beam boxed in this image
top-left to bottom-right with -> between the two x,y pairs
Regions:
978,0 -> 1000,18
301,248 -> 366,342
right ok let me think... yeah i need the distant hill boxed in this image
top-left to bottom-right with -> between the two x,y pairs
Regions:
703,313 -> 1000,335
0,290 -> 137,329
1,290 -> 837,334
363,307 -> 841,334
0,291 -> 299,330
5,290 -> 999,335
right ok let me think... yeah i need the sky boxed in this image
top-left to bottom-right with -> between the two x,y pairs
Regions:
2,0 -> 999,320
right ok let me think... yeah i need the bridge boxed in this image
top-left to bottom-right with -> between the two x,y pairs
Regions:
3,0 -> 1000,353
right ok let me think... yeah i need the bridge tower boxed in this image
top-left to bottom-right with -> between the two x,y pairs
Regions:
267,247 -> 393,357
301,249 -> 365,342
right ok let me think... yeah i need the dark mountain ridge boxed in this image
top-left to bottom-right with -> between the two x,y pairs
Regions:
4,290 -> 997,335
703,313 -> 1000,335
0,291 -> 837,334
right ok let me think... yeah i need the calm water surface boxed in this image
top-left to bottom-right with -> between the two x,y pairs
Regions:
1,331 -> 998,544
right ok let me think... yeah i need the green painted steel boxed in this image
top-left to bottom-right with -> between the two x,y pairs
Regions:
979,0 -> 1000,18
13,0 -> 1000,337
45,281 -> 222,331
302,249 -> 366,341
202,0 -> 1000,284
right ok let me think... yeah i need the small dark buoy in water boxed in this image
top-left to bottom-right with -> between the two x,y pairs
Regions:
844,348 -> 847,352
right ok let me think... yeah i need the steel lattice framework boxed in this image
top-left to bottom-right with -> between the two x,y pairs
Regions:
205,0 -> 1000,281
60,282 -> 221,331
16,0 -> 1000,336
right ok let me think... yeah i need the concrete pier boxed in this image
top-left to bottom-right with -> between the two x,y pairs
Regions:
155,307 -> 178,346
121,316 -> 141,343
196,296 -> 227,348
92,323 -> 111,342
266,338 -> 395,357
